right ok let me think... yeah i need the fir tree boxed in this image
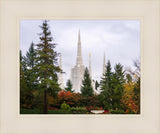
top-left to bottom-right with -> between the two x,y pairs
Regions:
24,42 -> 38,90
20,50 -> 23,62
20,50 -> 27,74
126,73 -> 132,83
95,80 -> 99,90
34,20 -> 61,114
81,68 -> 93,97
99,60 -> 113,110
113,63 -> 125,89
100,60 -> 113,91
20,50 -> 33,109
65,80 -> 73,92
112,63 -> 125,109
25,42 -> 36,68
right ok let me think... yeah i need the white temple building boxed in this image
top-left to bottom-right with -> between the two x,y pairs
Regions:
70,30 -> 100,94
88,53 -> 100,95
58,54 -> 65,89
103,52 -> 106,75
58,30 -> 105,94
70,30 -> 85,93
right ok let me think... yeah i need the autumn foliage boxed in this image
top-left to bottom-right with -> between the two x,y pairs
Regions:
46,90 -> 100,109
121,82 -> 139,114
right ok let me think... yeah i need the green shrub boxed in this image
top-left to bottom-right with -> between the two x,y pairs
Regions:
20,108 -> 42,114
48,109 -> 72,114
71,107 -> 87,114
110,109 -> 125,114
20,108 -> 73,114
60,102 -> 71,111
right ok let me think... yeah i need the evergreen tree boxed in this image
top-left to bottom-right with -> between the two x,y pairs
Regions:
20,50 -> 33,109
100,60 -> 113,91
20,50 -> 27,74
25,42 -> 36,68
99,60 -> 113,110
20,50 -> 23,62
81,68 -> 93,97
95,80 -> 99,90
34,20 -> 61,113
65,79 -> 73,92
111,63 -> 125,109
24,42 -> 38,90
126,73 -> 132,83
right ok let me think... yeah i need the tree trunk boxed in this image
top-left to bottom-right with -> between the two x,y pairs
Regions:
43,89 -> 47,114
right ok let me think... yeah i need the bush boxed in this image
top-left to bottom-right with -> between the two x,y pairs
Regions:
93,107 -> 103,110
60,102 -> 71,111
103,110 -> 110,114
58,91 -> 81,107
110,109 -> 125,114
71,107 -> 87,114
58,91 -> 99,108
20,108 -> 41,114
85,106 -> 103,112
48,109 -> 72,114
48,106 -> 58,110
85,106 -> 93,112
20,108 -> 73,114
125,109 -> 136,114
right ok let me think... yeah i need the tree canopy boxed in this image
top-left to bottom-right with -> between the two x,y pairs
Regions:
81,68 -> 93,97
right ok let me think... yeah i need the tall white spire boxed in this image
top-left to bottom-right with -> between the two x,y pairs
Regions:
71,30 -> 85,93
89,53 -> 92,78
76,30 -> 83,66
78,29 -> 81,42
89,53 -> 100,95
60,54 -> 62,69
58,54 -> 64,89
103,52 -> 106,75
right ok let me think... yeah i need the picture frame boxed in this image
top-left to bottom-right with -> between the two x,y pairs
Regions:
0,0 -> 159,134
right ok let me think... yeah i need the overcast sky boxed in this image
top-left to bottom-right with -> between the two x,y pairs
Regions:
20,20 -> 140,86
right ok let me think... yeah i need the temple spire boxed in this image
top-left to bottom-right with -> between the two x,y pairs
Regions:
76,30 -> 83,66
103,52 -> 106,75
58,54 -> 64,89
60,54 -> 62,69
78,29 -> 81,42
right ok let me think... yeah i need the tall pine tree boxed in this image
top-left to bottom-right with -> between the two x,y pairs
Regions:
99,60 -> 113,110
20,50 -> 33,109
25,42 -> 36,68
81,68 -> 93,97
112,63 -> 125,109
34,20 -> 61,114
100,60 -> 113,91
24,42 -> 38,90
95,80 -> 99,90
